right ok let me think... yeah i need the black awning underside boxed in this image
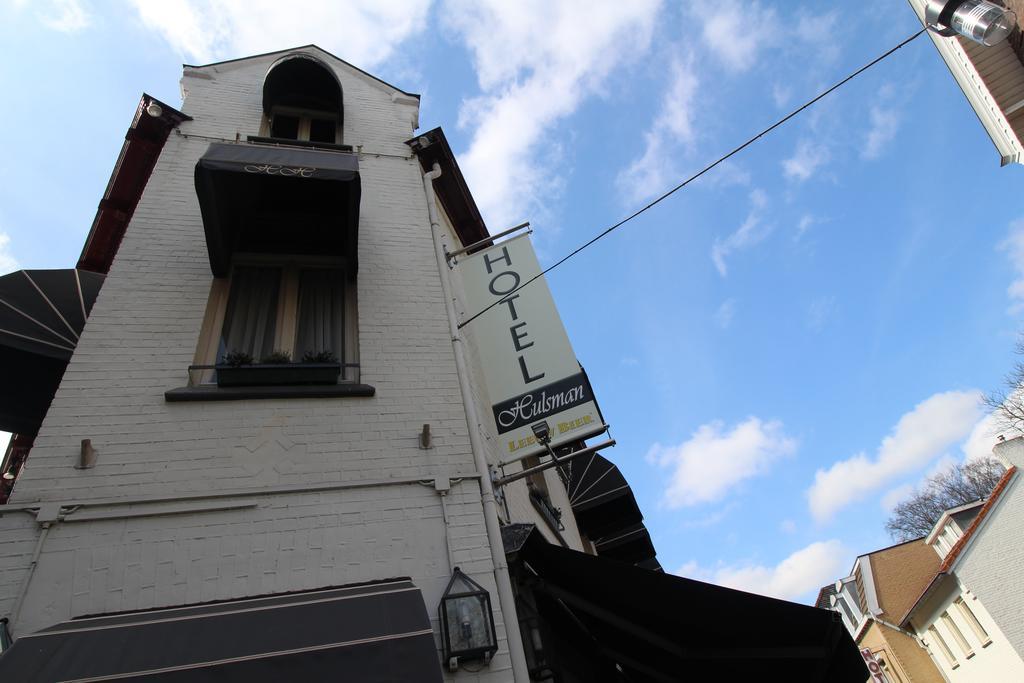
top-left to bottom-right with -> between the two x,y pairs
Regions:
0,579 -> 443,683
0,269 -> 104,434
194,142 -> 361,277
592,522 -> 657,565
513,534 -> 867,682
561,451 -> 646,547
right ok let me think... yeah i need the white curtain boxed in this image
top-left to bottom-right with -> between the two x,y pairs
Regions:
295,268 -> 345,362
219,267 -> 280,362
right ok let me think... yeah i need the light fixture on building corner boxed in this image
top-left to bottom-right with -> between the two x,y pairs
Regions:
438,567 -> 498,671
926,0 -> 1018,46
531,420 -> 551,445
146,100 -> 163,118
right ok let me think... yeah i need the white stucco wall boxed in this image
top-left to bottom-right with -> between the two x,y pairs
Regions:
912,581 -> 1024,683
0,47 -> 514,681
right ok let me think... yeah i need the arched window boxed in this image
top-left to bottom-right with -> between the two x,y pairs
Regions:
262,54 -> 343,144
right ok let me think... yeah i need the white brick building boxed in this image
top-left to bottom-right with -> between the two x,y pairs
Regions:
900,437 -> 1024,682
0,46 -> 865,682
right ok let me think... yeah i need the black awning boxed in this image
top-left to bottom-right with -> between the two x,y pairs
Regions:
194,142 -> 361,277
562,451 -> 644,541
512,533 -> 867,682
0,269 -> 104,434
592,522 -> 657,565
0,579 -> 443,683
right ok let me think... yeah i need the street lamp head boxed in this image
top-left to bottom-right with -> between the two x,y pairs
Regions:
926,0 -> 1017,46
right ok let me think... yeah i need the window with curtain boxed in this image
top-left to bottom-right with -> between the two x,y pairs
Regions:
296,268 -> 346,362
219,267 -> 280,361
210,262 -> 355,383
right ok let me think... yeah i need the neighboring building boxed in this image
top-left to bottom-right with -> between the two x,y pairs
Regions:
900,437 -> 1024,682
908,0 -> 1024,165
0,47 -> 866,681
824,538 -> 946,683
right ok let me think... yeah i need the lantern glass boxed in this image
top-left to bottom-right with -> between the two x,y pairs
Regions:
444,594 -> 494,652
439,568 -> 498,662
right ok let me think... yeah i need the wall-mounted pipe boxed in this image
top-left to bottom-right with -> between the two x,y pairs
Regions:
423,163 -> 530,682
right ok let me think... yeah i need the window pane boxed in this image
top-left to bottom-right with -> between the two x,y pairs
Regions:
309,118 -> 336,143
219,267 -> 281,362
271,114 -> 300,139
296,268 -> 345,363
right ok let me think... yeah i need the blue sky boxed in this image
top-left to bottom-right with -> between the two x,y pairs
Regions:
2,0 -> 1023,603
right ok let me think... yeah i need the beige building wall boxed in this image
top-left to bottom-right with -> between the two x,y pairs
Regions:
860,621 -> 945,683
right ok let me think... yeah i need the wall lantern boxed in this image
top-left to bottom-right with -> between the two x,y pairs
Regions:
0,617 -> 11,653
926,0 -> 1018,46
438,567 -> 498,670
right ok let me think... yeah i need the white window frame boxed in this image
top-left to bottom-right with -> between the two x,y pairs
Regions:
954,597 -> 992,647
941,610 -> 975,659
927,625 -> 959,670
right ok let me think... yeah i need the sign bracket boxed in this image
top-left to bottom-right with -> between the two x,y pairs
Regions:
492,438 -> 616,489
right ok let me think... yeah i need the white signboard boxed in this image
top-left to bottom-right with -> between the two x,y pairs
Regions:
459,233 -> 607,457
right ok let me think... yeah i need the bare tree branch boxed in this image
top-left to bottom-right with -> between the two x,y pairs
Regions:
983,336 -> 1024,434
885,457 -> 1006,542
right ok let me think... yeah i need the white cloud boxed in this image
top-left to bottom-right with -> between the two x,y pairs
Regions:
689,0 -> 777,73
711,188 -> 770,277
446,0 -> 660,228
0,233 -> 18,275
647,416 -> 797,508
794,11 -> 840,63
796,214 -> 816,240
1001,218 -> 1024,313
862,105 -> 900,160
714,298 -> 737,329
677,540 -> 848,602
38,0 -> 90,33
129,0 -> 430,67
807,390 -> 983,523
962,412 -> 1005,461
782,138 -> 829,182
617,56 -> 699,204
806,295 -> 836,332
680,505 -> 734,529
880,483 -> 914,511
771,83 -> 791,109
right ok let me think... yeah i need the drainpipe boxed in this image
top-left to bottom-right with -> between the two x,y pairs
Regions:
422,163 -> 531,682
9,520 -> 53,636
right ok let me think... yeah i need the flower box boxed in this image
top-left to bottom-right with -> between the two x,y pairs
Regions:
215,362 -> 341,387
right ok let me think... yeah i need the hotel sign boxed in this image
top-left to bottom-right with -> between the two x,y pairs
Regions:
459,234 -> 607,456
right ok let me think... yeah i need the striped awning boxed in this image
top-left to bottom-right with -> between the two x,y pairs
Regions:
0,269 -> 104,360
0,579 -> 443,682
0,269 -> 105,434
560,451 -> 658,567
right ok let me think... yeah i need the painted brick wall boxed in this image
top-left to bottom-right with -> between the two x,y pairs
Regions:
0,48 -> 513,681
956,470 -> 1024,661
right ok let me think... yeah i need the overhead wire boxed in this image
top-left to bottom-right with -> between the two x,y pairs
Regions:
456,27 -> 929,330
